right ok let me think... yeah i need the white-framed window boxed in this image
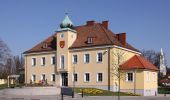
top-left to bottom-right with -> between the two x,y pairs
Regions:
32,74 -> 36,82
126,72 -> 133,82
152,73 -> 156,82
31,58 -> 36,66
97,52 -> 103,62
41,57 -> 46,66
51,56 -> 56,65
87,37 -> 93,44
97,73 -> 103,82
41,74 -> 45,81
146,71 -> 149,82
72,55 -> 78,64
60,55 -> 65,68
73,73 -> 78,82
84,73 -> 90,82
84,54 -> 90,63
60,33 -> 64,38
51,74 -> 55,82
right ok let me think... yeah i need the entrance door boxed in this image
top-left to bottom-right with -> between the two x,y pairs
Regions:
61,73 -> 68,86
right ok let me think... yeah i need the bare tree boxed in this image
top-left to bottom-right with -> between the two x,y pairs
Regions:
141,49 -> 168,78
111,49 -> 126,100
0,38 -> 16,79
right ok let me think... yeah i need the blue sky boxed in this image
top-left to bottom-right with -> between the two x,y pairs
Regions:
0,0 -> 170,66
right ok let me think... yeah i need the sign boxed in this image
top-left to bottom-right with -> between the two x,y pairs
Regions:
60,41 -> 65,48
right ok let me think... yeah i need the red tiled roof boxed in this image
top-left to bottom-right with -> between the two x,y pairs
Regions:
120,55 -> 159,71
24,34 -> 56,54
70,23 -> 139,52
24,21 -> 139,54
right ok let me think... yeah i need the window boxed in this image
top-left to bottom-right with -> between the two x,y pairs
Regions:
73,73 -> 78,82
97,52 -> 103,62
60,55 -> 65,68
127,72 -> 133,82
87,37 -> 93,44
84,54 -> 90,63
152,73 -> 156,82
72,55 -> 78,64
84,73 -> 90,82
32,74 -> 36,82
146,72 -> 149,81
31,58 -> 36,66
97,73 -> 103,82
41,74 -> 45,81
51,74 -> 55,82
60,34 -> 64,38
41,57 -> 46,66
51,56 -> 56,65
42,43 -> 48,48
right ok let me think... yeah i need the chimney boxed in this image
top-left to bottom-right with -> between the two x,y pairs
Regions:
116,33 -> 126,46
102,21 -> 109,29
86,20 -> 95,26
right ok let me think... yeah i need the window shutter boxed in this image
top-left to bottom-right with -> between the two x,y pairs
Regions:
41,75 -> 43,80
31,75 -> 33,81
72,55 -> 74,64
41,58 -> 43,65
133,72 -> 134,82
84,74 -> 86,82
126,73 -> 128,82
96,53 -> 98,62
51,57 -> 53,65
72,73 -> 74,82
31,59 -> 33,66
84,54 -> 86,63
51,74 -> 53,81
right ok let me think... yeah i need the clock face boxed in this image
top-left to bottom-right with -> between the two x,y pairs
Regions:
60,41 -> 65,48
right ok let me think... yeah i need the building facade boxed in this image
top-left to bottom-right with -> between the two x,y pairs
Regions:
24,15 -> 158,96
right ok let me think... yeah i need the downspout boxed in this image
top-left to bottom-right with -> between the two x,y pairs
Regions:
108,47 -> 111,90
134,69 -> 136,94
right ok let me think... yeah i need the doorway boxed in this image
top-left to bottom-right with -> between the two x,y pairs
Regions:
61,73 -> 68,86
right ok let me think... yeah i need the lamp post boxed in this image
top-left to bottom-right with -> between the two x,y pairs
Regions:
72,62 -> 76,98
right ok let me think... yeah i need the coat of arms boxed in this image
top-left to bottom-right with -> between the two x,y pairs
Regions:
60,41 -> 65,48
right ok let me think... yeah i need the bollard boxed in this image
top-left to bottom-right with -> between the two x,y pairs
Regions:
61,93 -> 64,100
164,93 -> 166,96
81,90 -> 83,98
155,91 -> 157,96
72,91 -> 74,98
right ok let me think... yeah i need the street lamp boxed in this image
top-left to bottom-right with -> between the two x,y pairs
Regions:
72,61 -> 76,98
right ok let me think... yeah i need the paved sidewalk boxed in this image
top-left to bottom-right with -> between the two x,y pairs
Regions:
0,95 -> 170,100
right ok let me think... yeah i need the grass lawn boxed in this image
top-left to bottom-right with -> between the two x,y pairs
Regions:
0,84 -> 8,90
74,87 -> 140,96
158,88 -> 170,94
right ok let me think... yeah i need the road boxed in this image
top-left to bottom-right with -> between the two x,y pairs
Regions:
0,95 -> 170,100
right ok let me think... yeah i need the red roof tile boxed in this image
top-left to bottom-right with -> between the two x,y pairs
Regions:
24,21 -> 139,54
24,34 -> 56,54
120,55 -> 159,71
69,23 -> 139,52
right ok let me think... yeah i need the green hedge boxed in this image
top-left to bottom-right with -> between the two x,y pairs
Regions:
158,88 -> 170,94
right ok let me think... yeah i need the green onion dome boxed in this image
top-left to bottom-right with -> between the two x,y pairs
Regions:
60,15 -> 74,29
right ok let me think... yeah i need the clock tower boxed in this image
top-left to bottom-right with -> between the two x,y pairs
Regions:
56,14 -> 77,86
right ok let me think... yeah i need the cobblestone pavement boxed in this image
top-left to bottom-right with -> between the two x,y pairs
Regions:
0,95 -> 170,100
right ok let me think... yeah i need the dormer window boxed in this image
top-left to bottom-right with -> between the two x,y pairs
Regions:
42,43 -> 48,49
87,37 -> 93,44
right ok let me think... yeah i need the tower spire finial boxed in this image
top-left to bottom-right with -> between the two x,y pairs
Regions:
60,13 -> 74,29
